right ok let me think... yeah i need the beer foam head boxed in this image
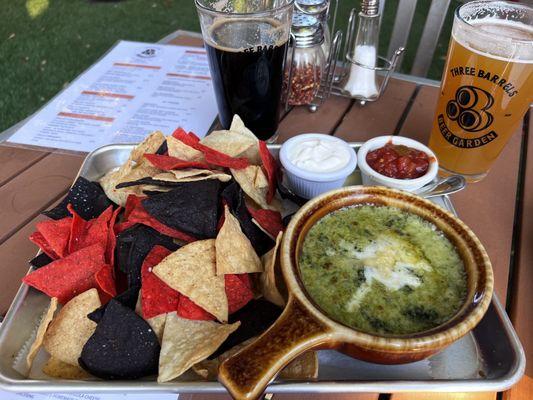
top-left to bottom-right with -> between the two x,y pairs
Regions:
454,1 -> 533,62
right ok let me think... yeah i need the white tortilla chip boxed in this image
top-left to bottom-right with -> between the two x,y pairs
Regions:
230,115 -> 257,140
153,240 -> 228,322
43,289 -> 100,366
231,166 -> 281,211
216,205 -> 262,275
153,170 -> 232,183
130,131 -> 166,163
158,313 -> 240,383
260,232 -> 286,307
200,130 -> 260,164
42,357 -> 91,380
26,297 -> 58,370
167,136 -> 205,162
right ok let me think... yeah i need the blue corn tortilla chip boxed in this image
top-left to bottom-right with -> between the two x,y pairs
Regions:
221,181 -> 274,256
79,299 -> 160,379
210,299 -> 282,359
29,253 -> 54,270
155,140 -> 168,155
43,177 -> 114,220
115,224 -> 180,289
142,180 -> 221,239
87,285 -> 141,323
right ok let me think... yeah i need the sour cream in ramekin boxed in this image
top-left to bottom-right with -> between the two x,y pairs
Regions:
280,134 -> 357,199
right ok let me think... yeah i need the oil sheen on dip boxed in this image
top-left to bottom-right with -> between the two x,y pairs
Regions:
299,205 -> 467,335
288,138 -> 351,173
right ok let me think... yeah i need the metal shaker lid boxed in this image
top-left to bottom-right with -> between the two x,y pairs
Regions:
291,12 -> 324,47
295,0 -> 329,15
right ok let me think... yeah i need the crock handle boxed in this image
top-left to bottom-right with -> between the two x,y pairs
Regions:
218,296 -> 333,400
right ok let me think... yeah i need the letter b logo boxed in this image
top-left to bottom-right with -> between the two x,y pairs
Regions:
446,85 -> 494,132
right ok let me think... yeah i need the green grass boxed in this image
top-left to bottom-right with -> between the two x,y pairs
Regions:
0,0 -> 460,133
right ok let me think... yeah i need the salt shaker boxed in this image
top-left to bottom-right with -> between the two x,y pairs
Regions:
285,13 -> 326,106
343,0 -> 380,100
295,0 -> 332,57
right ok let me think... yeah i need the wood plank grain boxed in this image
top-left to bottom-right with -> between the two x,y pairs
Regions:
504,375 -> 533,400
0,146 -> 49,186
392,392 -> 496,400
167,34 -> 204,48
0,153 -> 83,244
180,393 -> 379,400
334,79 -> 417,142
509,109 -> 533,377
398,86 -> 523,301
276,96 -> 353,143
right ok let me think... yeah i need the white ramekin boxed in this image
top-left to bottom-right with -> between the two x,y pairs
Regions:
279,134 -> 357,199
357,135 -> 439,192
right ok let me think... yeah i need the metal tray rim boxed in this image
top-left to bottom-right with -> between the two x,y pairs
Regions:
0,143 -> 525,394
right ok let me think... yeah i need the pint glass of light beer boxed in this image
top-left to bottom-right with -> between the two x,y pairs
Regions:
429,1 -> 533,182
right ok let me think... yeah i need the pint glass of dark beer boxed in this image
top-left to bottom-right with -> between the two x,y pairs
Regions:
196,0 -> 294,141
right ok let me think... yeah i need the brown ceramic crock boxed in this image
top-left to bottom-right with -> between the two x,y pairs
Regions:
218,186 -> 494,400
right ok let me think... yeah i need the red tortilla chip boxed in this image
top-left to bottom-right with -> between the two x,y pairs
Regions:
177,294 -> 215,321
225,274 -> 254,314
141,245 -> 180,319
23,244 -> 106,304
259,140 -> 278,203
144,154 -> 211,171
36,217 -> 72,258
127,201 -> 196,243
29,231 -> 59,260
247,207 -> 284,238
172,127 -> 200,147
172,127 -> 249,169
106,207 -> 122,266
124,195 -> 142,220
68,204 -> 113,254
114,220 -> 136,235
95,264 -> 116,303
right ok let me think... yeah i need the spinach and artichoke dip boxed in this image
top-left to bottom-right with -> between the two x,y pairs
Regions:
299,205 -> 467,335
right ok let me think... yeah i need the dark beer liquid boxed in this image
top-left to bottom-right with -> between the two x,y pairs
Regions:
206,19 -> 288,140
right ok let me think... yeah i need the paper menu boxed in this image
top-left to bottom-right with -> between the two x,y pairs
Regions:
7,41 -> 218,152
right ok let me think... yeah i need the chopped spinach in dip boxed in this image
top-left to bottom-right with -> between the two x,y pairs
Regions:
299,205 -> 467,335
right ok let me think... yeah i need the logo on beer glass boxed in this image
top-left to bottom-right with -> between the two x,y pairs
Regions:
438,85 -> 498,149
446,86 -> 494,132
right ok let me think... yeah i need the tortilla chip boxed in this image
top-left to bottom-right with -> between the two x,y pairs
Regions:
230,115 -> 257,140
167,136 -> 205,162
142,180 -> 221,239
29,253 -> 54,270
177,294 -> 215,321
144,154 -> 212,171
157,313 -> 240,382
29,231 -> 59,259
248,207 -> 284,239
153,240 -> 228,322
225,274 -> 254,314
68,205 -> 113,255
95,264 -> 116,302
43,177 -> 113,221
216,206 -> 262,275
88,285 -> 141,323
115,224 -> 180,289
258,140 -> 278,203
100,159 -> 160,207
43,289 -> 100,366
35,218 -> 72,259
141,245 -> 179,319
130,131 -> 166,163
221,181 -> 274,256
230,166 -> 281,211
80,299 -> 160,379
155,170 -> 232,183
23,244 -> 106,304
279,351 -> 319,380
200,130 -> 259,164
134,293 -> 167,343
42,357 -> 91,380
260,232 -> 286,307
26,297 -> 59,370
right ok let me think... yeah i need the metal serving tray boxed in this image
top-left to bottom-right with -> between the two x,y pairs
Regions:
0,143 -> 525,394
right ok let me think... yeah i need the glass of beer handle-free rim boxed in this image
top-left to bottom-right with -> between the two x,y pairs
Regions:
195,0 -> 294,142
429,0 -> 533,182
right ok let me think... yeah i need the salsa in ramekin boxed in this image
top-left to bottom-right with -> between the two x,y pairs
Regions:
365,143 -> 431,180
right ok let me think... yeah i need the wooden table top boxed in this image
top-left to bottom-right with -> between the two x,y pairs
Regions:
0,31 -> 530,400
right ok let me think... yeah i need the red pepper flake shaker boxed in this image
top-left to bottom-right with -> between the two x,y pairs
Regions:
284,13 -> 326,106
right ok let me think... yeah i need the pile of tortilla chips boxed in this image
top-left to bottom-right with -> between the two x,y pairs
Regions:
22,115 -> 315,383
